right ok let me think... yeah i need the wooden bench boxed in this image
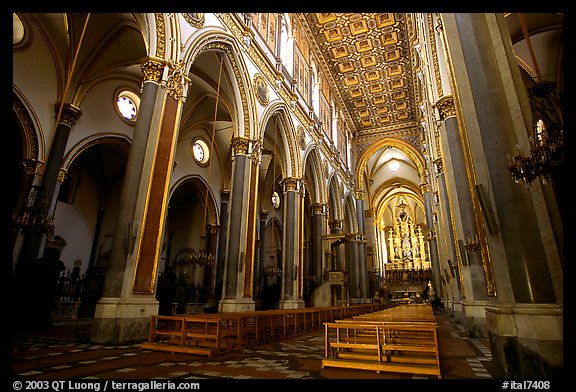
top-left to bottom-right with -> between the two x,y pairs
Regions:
141,304 -> 388,357
322,304 -> 441,377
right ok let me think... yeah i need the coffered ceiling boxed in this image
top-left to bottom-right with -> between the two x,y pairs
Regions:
300,13 -> 416,134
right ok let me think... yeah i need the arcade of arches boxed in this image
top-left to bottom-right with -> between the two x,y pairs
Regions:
12,13 -> 563,378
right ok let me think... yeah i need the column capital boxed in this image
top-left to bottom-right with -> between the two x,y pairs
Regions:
164,60 -> 191,102
231,136 -> 251,156
355,189 -> 365,200
433,157 -> 444,174
260,209 -> 269,220
55,103 -> 82,127
420,181 -> 430,194
434,95 -> 456,121
281,176 -> 302,192
310,202 -> 325,215
141,56 -> 165,83
329,219 -> 343,231
220,189 -> 230,202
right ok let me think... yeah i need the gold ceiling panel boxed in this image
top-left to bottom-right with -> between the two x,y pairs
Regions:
302,13 -> 415,132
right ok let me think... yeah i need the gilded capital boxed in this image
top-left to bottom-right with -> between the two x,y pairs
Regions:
165,61 -> 190,102
311,202 -> 325,215
282,177 -> 301,192
435,95 -> 456,121
141,57 -> 165,83
355,189 -> 365,200
231,137 -> 251,156
55,103 -> 82,127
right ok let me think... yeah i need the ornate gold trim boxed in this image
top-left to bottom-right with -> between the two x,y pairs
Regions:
231,136 -> 251,155
253,74 -> 269,106
183,13 -> 205,28
141,57 -> 165,83
165,61 -> 190,102
282,177 -> 301,192
435,95 -> 456,121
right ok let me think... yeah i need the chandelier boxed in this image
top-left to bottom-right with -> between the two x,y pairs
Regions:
13,185 -> 54,236
507,81 -> 563,185
176,247 -> 214,266
262,264 -> 282,277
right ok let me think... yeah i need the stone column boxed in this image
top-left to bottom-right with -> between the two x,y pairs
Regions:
257,209 -> 269,300
279,177 -> 305,309
15,103 -> 82,274
310,203 -> 325,281
443,13 -> 561,377
208,190 -> 229,308
436,95 -> 490,335
92,57 -> 188,344
329,219 -> 343,271
346,233 -> 360,302
356,191 -> 369,300
421,182 -> 443,301
219,137 -> 260,312
436,164 -> 462,315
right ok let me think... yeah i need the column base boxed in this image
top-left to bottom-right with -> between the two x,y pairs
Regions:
486,303 -> 563,378
91,296 -> 159,344
218,297 -> 255,313
462,300 -> 490,338
279,299 -> 305,309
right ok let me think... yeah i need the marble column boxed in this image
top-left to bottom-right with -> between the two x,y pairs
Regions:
355,192 -> 369,300
279,177 -> 305,309
436,95 -> 490,335
15,103 -> 82,273
310,203 -> 325,281
421,183 -> 443,300
14,103 -> 81,327
219,137 -> 260,312
208,190 -> 229,308
257,209 -> 268,300
346,233 -> 360,302
92,57 -> 187,344
444,13 -> 560,377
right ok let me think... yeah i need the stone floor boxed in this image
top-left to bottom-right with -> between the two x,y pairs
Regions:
11,311 -> 504,384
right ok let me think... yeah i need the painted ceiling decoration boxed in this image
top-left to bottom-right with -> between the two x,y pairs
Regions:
302,13 -> 416,133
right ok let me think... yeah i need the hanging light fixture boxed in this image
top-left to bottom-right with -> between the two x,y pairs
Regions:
507,14 -> 563,185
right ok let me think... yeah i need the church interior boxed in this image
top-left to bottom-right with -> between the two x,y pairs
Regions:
12,12 -> 563,380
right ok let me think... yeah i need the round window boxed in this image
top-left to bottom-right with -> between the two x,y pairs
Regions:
192,139 -> 210,166
116,90 -> 140,122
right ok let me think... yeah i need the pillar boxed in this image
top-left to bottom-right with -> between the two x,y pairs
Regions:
443,13 -> 561,377
356,191 -> 369,301
219,137 -> 260,312
279,177 -> 305,309
92,57 -> 188,343
436,95 -> 490,335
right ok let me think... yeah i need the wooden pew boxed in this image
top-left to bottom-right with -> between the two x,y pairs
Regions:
322,304 -> 441,378
141,304 -> 387,357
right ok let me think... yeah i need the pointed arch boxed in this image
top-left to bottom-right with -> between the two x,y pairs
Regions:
302,146 -> 325,205
184,29 -> 257,141
259,102 -> 299,178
